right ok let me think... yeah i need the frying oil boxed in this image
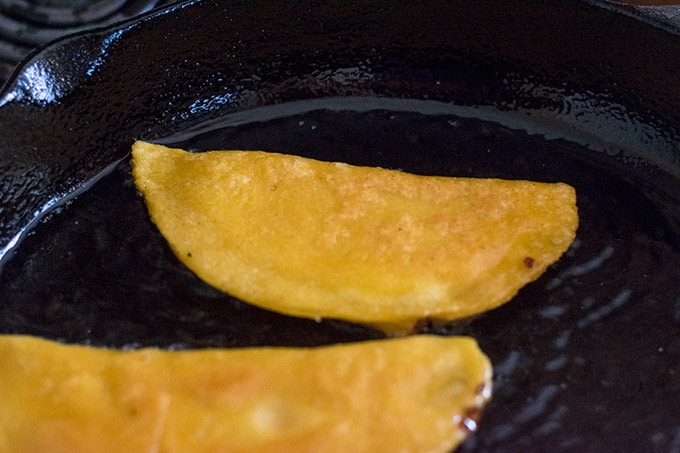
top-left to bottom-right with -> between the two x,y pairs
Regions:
1,101 -> 679,452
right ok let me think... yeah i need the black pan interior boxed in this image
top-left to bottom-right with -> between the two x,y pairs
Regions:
0,1 -> 680,452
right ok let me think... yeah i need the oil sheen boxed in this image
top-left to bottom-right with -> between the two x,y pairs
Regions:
1,101 -> 679,452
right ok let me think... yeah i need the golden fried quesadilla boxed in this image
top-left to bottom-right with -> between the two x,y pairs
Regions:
0,334 -> 491,453
132,141 -> 578,331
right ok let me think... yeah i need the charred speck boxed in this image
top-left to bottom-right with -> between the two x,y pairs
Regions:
524,256 -> 535,268
413,317 -> 434,333
464,406 -> 483,420
459,406 -> 484,432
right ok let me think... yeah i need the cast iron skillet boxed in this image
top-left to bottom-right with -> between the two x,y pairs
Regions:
1,0 -> 680,451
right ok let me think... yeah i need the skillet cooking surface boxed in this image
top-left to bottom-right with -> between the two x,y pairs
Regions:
1,1 -> 680,451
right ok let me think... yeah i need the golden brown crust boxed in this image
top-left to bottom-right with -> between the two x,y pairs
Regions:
0,335 -> 491,453
132,141 -> 578,331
